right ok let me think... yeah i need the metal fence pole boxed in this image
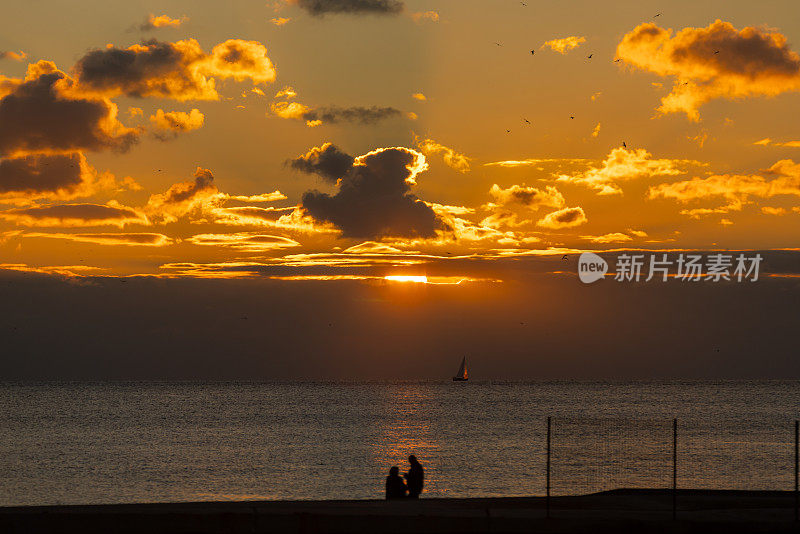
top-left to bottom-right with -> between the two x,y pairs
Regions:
795,420 -> 798,522
546,416 -> 551,519
672,418 -> 677,521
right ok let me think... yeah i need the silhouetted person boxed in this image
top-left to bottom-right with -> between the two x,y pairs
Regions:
404,455 -> 424,499
385,466 -> 407,500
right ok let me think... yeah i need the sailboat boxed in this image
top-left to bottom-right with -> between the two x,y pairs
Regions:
452,356 -> 468,382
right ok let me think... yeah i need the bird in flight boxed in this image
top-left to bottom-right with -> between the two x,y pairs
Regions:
714,50 -> 720,54
654,12 -> 662,18
530,50 -> 535,55
506,129 -> 512,133
614,58 -> 622,63
569,115 -> 575,119
587,54 -> 593,59
494,42 -> 503,47
521,1 -> 527,5
561,255 -> 568,260
524,118 -> 531,125
622,141 -> 627,148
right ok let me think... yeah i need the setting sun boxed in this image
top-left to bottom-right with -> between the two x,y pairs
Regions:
385,275 -> 428,283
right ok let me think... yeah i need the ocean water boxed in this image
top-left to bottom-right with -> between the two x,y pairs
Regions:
1,381 -> 799,506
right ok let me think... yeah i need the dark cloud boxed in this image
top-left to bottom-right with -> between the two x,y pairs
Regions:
292,0 -> 403,16
0,62 -> 138,156
0,153 -> 84,197
0,202 -> 146,227
73,39 -> 275,101
303,106 -> 403,125
300,146 -> 447,238
288,142 -> 355,182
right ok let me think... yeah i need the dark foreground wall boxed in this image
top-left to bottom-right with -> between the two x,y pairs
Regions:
1,490 -> 799,534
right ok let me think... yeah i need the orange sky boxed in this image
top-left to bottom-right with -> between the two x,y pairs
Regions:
0,0 -> 799,284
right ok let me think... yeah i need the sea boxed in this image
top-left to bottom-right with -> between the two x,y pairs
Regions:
1,381 -> 799,507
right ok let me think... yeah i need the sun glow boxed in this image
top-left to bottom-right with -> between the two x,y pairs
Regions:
385,275 -> 428,283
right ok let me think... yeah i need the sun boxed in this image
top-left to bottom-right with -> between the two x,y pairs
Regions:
385,275 -> 428,283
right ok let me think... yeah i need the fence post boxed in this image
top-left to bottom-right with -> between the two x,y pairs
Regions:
795,420 -> 798,522
546,416 -> 551,519
672,418 -> 677,521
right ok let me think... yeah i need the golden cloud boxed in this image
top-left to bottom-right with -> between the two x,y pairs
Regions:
536,207 -> 588,229
415,137 -> 471,173
648,159 -> 800,217
485,184 -> 565,211
140,14 -> 187,30
0,51 -> 26,62
24,232 -> 173,246
616,20 -> 800,120
149,108 -> 205,133
556,147 -> 700,195
73,39 -> 276,101
541,36 -> 586,54
187,232 -> 300,251
145,167 -> 223,223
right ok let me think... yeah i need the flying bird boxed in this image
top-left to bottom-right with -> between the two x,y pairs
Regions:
622,141 -> 627,148
587,54 -> 593,59
614,58 -> 622,63
506,129 -> 512,133
524,118 -> 531,125
494,42 -> 503,47
561,255 -> 568,260
569,115 -> 575,119
530,50 -> 535,55
714,50 -> 720,54
654,13 -> 662,18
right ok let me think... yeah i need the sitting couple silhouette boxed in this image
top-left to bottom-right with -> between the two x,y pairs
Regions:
385,455 -> 424,500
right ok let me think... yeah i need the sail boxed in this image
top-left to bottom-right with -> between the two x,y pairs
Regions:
456,357 -> 468,379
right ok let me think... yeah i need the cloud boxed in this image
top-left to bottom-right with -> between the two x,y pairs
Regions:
536,207 -> 588,229
485,184 -> 565,211
149,108 -> 205,134
648,159 -> 800,217
584,232 -> 633,244
139,14 -> 186,31
556,147 -> 699,195
0,51 -> 26,61
411,93 -> 426,101
415,137 -> 471,173
411,11 -> 439,23
483,158 -> 589,168
0,152 -> 117,204
288,0 -> 404,16
227,191 -> 287,202
342,241 -> 405,254
754,138 -> 800,148
303,105 -> 405,125
300,146 -> 447,238
288,142 -> 355,182
0,201 -> 147,227
24,232 -> 173,246
591,122 -> 601,138
616,20 -> 800,120
271,17 -> 292,26
187,232 -> 300,251
0,61 -> 138,157
73,39 -> 276,101
274,86 -> 297,99
145,167 -> 222,223
541,36 -> 586,54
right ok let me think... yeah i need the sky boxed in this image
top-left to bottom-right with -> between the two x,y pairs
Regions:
1,0 -> 799,379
